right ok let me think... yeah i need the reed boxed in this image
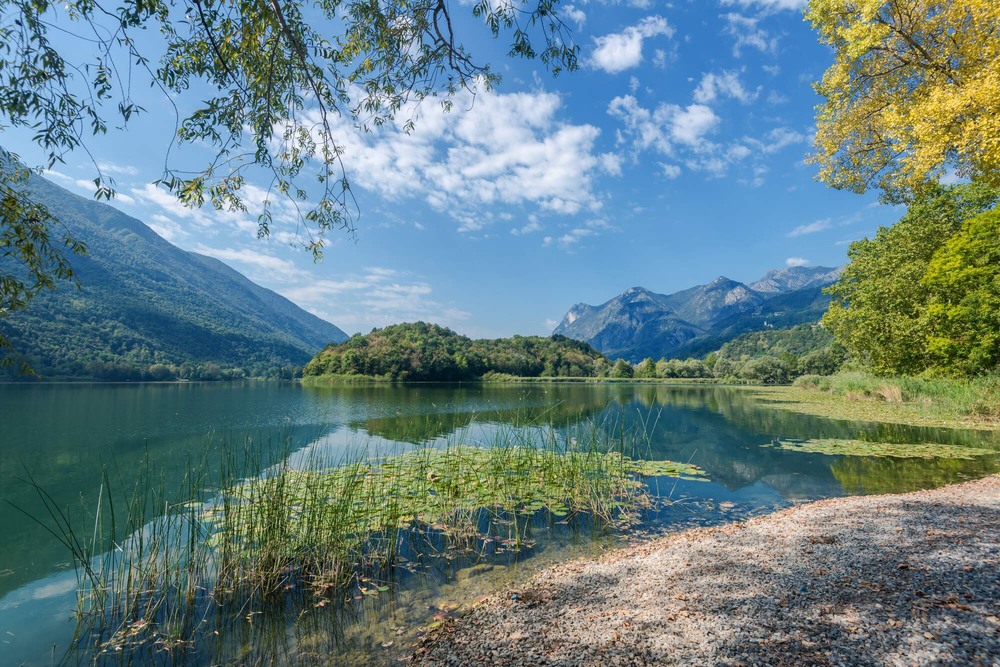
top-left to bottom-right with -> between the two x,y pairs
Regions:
21,417 -> 704,663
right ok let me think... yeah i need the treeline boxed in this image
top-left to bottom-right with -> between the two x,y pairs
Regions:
302,322 -> 608,381
81,360 -> 301,382
598,323 -> 845,385
2,291 -> 313,381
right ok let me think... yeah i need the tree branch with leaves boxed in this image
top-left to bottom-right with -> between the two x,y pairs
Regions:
807,0 -> 1000,202
0,0 -> 579,368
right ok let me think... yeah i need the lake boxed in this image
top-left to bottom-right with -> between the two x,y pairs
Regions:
1,381 -> 998,665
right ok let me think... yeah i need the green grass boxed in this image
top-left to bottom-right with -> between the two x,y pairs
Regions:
748,372 -> 1000,430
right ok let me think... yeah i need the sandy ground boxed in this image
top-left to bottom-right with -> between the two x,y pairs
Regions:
409,475 -> 1000,666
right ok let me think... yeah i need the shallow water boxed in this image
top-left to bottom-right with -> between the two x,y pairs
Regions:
1,381 -> 998,665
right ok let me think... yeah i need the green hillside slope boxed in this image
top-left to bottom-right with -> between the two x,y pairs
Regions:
1,173 -> 347,379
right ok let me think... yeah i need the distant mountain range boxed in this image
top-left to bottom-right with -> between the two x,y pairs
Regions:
1,171 -> 347,379
553,266 -> 841,362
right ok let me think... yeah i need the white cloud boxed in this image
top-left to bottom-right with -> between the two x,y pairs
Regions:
660,163 -> 682,179
146,214 -> 188,243
305,88 -> 606,230
750,127 -> 807,154
132,184 -> 212,226
511,216 -> 543,235
766,90 -> 789,104
608,95 -> 720,154
563,5 -> 587,30
281,266 -> 471,334
546,218 -> 619,250
97,161 -> 139,176
193,244 -> 305,281
599,152 -> 624,176
786,257 -> 810,267
787,219 -> 832,237
44,169 -> 135,204
693,71 -> 758,104
591,16 -> 674,74
652,49 -> 670,69
671,105 -> 720,145
722,13 -> 777,56
722,0 -> 808,11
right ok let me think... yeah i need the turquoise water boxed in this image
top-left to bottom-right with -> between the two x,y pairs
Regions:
1,381 -> 997,665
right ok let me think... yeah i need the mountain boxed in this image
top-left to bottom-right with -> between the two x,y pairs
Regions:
1,171 -> 347,379
748,266 -> 842,294
553,266 -> 841,362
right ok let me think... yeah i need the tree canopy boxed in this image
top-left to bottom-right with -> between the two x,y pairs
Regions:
922,208 -> 1000,375
807,0 -> 1000,201
822,183 -> 998,376
302,322 -> 608,381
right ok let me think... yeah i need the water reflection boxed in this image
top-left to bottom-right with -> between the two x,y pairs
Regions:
1,381 -> 998,666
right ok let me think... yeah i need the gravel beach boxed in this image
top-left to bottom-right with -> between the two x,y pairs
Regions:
410,475 -> 1000,666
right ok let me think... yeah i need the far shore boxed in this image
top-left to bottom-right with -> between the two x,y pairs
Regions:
410,474 -> 1000,666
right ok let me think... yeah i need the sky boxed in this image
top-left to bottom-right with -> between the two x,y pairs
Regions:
6,0 -> 907,338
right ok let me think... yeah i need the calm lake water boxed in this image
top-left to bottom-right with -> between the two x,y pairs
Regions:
1,381 -> 998,665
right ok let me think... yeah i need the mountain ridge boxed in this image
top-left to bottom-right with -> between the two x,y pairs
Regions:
553,266 -> 841,362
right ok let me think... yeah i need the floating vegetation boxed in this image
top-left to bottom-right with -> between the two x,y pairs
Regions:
762,438 -> 995,460
24,422 -> 703,664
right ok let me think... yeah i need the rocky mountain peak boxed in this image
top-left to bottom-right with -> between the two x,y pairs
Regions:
552,264 -> 841,362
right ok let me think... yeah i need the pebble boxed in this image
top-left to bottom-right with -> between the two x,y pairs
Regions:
408,475 -> 1000,666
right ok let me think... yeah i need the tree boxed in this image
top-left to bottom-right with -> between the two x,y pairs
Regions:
922,209 -> 1000,375
807,0 -> 1000,201
822,183 -> 998,374
610,359 -> 634,379
0,150 -> 86,372
739,356 -> 792,385
0,0 -> 579,365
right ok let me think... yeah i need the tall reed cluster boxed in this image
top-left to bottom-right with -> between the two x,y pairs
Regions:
25,419 -> 703,662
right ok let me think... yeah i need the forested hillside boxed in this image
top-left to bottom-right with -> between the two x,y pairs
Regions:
303,322 -> 608,381
1,172 -> 347,380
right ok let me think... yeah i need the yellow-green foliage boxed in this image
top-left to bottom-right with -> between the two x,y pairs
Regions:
807,0 -> 1000,200
923,210 -> 1000,375
822,184 -> 998,375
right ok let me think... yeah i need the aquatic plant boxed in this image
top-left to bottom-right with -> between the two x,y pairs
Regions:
761,438 -> 995,460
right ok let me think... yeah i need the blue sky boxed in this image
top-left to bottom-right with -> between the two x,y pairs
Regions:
7,0 -> 904,338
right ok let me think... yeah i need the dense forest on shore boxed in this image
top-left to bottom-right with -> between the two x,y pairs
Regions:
302,321 -> 847,385
303,322 -> 609,381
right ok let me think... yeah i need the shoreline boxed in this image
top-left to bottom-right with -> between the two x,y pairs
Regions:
409,475 -> 1000,666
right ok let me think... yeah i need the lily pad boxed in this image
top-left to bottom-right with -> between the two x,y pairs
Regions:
761,438 -> 994,460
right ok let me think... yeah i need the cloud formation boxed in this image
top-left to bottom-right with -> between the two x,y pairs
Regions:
305,89 -> 607,230
787,219 -> 832,237
693,71 -> 759,104
281,267 -> 471,334
722,0 -> 808,11
722,13 -> 777,56
591,16 -> 674,74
